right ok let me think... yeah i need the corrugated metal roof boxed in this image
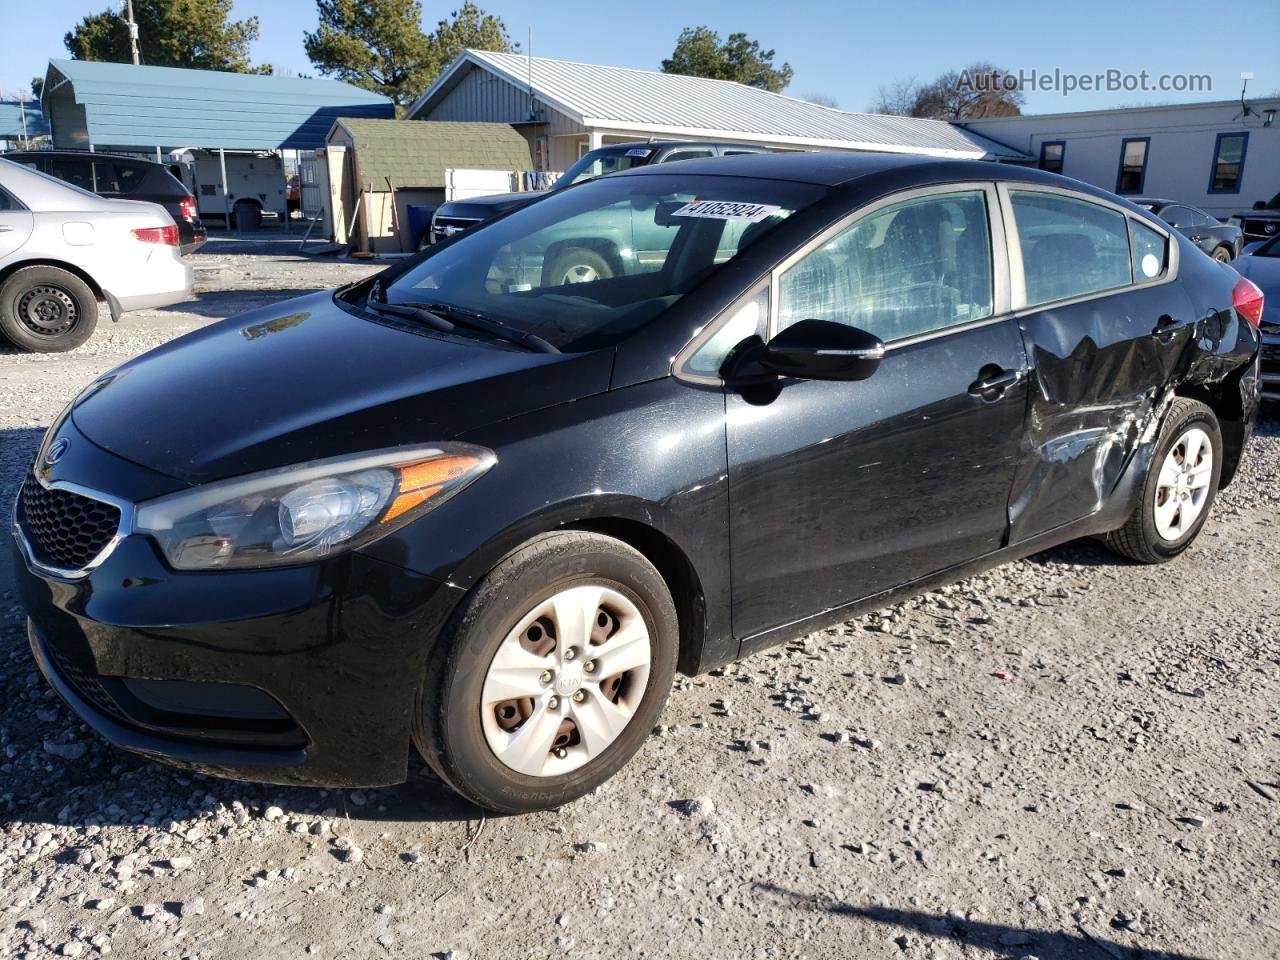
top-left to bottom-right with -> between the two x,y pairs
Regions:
0,102 -> 49,140
409,50 -> 1029,161
43,59 -> 393,150
331,119 -> 531,189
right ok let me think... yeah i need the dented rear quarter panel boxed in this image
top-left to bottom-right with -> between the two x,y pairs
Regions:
1008,232 -> 1257,544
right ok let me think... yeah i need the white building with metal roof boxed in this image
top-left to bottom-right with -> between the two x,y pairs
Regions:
405,50 -> 1029,171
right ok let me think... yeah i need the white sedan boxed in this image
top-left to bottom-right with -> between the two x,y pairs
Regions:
0,157 -> 192,352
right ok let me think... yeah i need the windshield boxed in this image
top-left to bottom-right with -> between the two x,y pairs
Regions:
557,146 -> 659,187
381,174 -> 825,352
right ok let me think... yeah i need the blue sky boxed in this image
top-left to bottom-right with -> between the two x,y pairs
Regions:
3,0 -> 1277,114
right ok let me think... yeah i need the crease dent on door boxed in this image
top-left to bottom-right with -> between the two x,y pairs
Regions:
1009,300 -> 1196,540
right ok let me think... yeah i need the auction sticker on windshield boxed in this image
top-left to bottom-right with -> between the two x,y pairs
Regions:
672,200 -> 782,222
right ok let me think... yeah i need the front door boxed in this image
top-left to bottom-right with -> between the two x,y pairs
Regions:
723,185 -> 1031,649
0,187 -> 34,260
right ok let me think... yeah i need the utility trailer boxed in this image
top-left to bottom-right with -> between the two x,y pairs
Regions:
167,148 -> 286,230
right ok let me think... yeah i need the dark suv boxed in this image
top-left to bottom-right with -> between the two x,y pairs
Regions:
1231,190 -> 1280,245
427,140 -> 768,246
4,150 -> 205,254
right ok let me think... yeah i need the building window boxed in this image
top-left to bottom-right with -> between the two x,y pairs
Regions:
1115,137 -> 1149,194
1208,132 -> 1248,194
1039,141 -> 1065,174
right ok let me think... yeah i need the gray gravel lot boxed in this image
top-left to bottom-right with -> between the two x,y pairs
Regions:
1,242 -> 1277,960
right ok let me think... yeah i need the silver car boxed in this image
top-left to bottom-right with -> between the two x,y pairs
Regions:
0,157 -> 192,352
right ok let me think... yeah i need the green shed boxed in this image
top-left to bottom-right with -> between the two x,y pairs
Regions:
325,118 -> 533,252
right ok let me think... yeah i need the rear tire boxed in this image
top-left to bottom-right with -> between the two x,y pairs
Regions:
1211,246 -> 1232,263
413,531 -> 677,813
233,201 -> 261,232
0,266 -> 99,353
1103,398 -> 1222,564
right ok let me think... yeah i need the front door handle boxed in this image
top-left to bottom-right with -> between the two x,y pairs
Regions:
0,225 -> 14,233
968,366 -> 1024,400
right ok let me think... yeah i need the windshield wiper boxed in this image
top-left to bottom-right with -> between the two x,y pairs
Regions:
406,300 -> 560,354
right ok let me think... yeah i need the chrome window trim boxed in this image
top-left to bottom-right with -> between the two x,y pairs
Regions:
11,471 -> 135,581
673,181 -> 1013,383
995,182 -> 1181,315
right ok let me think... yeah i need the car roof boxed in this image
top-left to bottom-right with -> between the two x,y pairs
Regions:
4,149 -> 163,168
610,150 -> 1124,196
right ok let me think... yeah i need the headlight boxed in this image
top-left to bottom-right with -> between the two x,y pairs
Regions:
134,444 -> 495,570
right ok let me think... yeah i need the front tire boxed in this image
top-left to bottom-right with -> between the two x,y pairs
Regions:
1211,246 -> 1232,263
0,266 -> 99,353
1103,398 -> 1222,563
414,532 -> 678,813
542,246 -> 613,287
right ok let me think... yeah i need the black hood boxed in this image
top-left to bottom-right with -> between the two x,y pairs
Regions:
70,292 -> 612,484
436,192 -> 541,220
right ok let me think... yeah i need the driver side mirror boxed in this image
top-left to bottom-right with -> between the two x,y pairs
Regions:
724,319 -> 885,384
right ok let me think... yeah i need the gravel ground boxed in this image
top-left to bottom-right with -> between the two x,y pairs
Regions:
1,242 -> 1277,960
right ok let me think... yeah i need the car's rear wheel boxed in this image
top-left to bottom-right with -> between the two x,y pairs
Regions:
1103,398 -> 1222,563
542,247 -> 612,287
1211,245 -> 1233,262
414,531 -> 677,813
0,266 -> 99,353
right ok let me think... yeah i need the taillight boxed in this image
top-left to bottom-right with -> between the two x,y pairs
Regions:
132,225 -> 179,246
1233,276 -> 1264,329
179,195 -> 197,221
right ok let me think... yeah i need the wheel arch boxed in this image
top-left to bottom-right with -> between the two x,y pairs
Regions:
431,498 -> 713,677
542,237 -> 625,278
0,259 -> 105,302
1173,372 -> 1250,488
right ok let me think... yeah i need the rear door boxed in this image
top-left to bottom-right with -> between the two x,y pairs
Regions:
1001,186 -> 1194,543
714,184 -> 1031,648
0,185 -> 35,260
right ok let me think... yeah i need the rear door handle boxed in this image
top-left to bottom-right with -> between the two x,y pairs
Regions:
1152,314 -> 1182,339
0,225 -> 14,233
968,367 -> 1024,400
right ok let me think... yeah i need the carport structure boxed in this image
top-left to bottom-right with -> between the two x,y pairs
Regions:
40,58 -> 393,222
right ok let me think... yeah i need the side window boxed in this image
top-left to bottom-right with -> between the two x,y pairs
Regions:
722,149 -> 762,156
1129,220 -> 1168,283
1159,205 -> 1192,228
1208,133 -> 1247,194
92,161 -> 121,194
661,149 -> 714,163
113,163 -> 147,195
1185,207 -> 1211,226
1115,138 -> 1149,194
1039,141 -> 1065,174
777,190 -> 993,342
0,187 -> 24,212
681,289 -> 768,379
47,157 -> 95,192
1010,191 -> 1131,306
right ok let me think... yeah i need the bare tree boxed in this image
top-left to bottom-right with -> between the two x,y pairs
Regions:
868,76 -> 918,116
803,92 -> 840,109
869,64 -> 1023,120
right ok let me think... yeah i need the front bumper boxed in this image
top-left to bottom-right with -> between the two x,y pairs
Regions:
14,524 -> 461,788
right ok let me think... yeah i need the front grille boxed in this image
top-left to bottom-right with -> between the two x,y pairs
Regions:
18,479 -> 121,571
1243,218 -> 1280,239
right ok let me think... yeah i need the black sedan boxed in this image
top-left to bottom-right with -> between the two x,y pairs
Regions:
1233,234 -> 1280,401
1133,197 -> 1243,261
12,154 -> 1264,813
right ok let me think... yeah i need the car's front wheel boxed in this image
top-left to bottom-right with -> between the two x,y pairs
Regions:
414,531 -> 678,813
1103,398 -> 1222,563
0,266 -> 99,353
1211,245 -> 1233,263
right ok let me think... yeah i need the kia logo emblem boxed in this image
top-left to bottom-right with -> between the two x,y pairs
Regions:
44,438 -> 70,466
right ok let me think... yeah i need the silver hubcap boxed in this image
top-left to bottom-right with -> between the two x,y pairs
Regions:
561,263 -> 600,284
1153,427 -> 1212,541
481,585 -> 651,777
18,285 -> 78,336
